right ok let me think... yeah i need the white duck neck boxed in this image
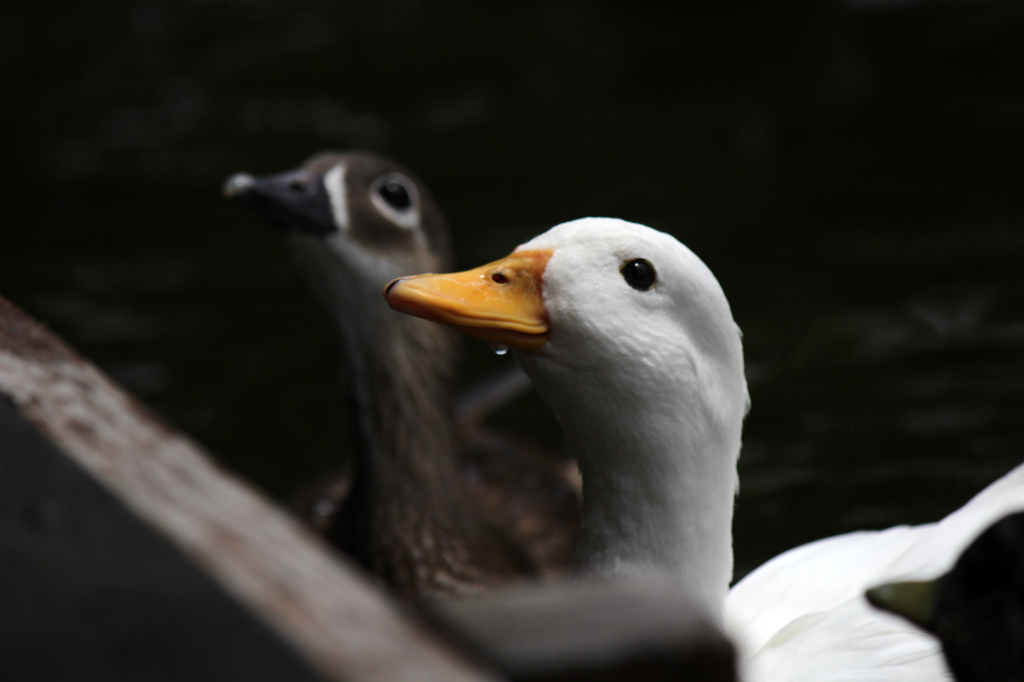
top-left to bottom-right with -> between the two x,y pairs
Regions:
584,399 -> 736,617
522,333 -> 744,618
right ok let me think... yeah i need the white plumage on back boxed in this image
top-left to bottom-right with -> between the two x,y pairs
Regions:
728,462 -> 1024,681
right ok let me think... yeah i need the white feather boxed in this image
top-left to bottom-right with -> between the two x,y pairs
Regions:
727,463 -> 1024,681
323,162 -> 350,232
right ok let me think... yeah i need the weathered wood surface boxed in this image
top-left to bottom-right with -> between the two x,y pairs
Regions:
0,396 -> 334,681
431,578 -> 736,682
0,296 -> 494,682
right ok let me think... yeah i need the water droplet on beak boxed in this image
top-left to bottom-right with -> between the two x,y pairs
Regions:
490,343 -> 509,356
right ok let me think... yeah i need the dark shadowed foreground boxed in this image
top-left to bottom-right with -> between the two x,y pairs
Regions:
0,295 -> 733,680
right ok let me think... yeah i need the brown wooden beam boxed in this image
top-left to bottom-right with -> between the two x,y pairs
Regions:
0,296 -> 495,682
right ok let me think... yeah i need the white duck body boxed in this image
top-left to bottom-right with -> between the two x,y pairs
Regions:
727,462 -> 1024,682
385,217 -> 1024,680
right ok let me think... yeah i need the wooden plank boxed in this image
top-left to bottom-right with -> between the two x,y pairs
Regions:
431,578 -> 736,682
0,397 -> 334,681
0,296 -> 495,682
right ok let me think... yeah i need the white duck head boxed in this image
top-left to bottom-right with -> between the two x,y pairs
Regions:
386,217 -> 749,615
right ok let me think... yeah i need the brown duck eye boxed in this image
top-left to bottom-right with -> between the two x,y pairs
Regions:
378,179 -> 412,209
620,258 -> 656,291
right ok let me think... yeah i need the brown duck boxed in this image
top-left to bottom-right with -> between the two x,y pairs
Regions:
224,152 -> 579,603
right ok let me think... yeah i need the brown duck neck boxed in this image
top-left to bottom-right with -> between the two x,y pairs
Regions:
329,315 -> 531,600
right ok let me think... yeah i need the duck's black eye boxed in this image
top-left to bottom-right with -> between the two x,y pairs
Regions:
620,258 -> 656,291
378,179 -> 412,210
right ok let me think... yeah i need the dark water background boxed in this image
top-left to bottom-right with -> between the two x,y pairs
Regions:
4,0 -> 1024,579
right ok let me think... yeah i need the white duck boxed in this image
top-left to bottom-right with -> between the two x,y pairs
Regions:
384,217 -> 1024,680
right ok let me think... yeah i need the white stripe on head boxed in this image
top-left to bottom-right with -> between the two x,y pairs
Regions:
323,163 -> 350,231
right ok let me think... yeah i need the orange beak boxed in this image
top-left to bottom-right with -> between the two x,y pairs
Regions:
384,249 -> 553,353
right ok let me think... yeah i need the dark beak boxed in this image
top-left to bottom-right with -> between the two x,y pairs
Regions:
223,169 -> 336,236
